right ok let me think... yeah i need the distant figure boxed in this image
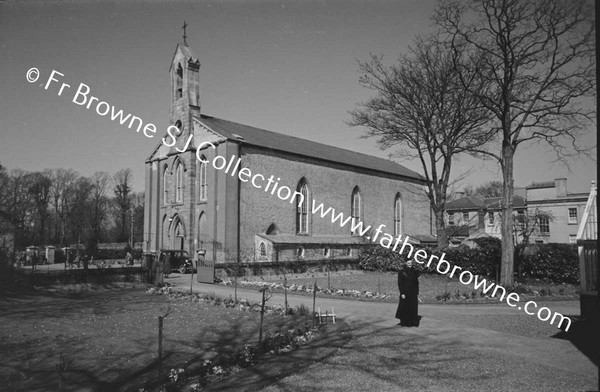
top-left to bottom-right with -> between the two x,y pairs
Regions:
163,252 -> 172,278
73,254 -> 81,268
83,254 -> 89,270
395,260 -> 420,327
126,252 -> 133,266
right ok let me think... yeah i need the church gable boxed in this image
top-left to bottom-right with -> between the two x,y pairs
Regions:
193,118 -> 226,147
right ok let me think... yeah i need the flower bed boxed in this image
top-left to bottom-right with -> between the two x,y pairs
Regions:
145,285 -> 321,391
218,278 -> 390,300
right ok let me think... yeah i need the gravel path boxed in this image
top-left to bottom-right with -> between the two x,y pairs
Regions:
168,275 -> 598,391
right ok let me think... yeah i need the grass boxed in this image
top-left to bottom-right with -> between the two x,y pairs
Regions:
0,287 -> 309,392
252,270 -> 579,303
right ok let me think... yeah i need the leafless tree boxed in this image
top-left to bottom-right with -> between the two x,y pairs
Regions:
113,168 -> 133,242
349,35 -> 493,247
474,181 -> 503,198
435,0 -> 595,285
50,168 -> 78,245
28,171 -> 52,245
89,171 -> 111,245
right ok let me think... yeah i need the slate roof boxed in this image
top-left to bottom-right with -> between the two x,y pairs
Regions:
445,196 -> 485,211
445,225 -> 470,237
526,181 -> 555,189
446,195 -> 525,211
196,115 -> 425,182
484,195 -> 526,209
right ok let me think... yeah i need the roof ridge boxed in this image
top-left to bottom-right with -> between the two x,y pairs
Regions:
196,114 -> 425,181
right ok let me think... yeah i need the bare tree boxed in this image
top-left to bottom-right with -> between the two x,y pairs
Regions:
349,35 -> 493,247
28,171 -> 52,245
89,171 -> 111,246
474,181 -> 503,198
50,169 -> 78,245
514,208 -> 554,247
113,169 -> 132,242
435,0 -> 595,285
69,176 -> 93,249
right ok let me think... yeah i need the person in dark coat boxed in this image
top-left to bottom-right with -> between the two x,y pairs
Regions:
163,252 -> 172,278
395,260 -> 420,327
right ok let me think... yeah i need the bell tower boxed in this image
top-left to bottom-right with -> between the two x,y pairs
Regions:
169,21 -> 201,140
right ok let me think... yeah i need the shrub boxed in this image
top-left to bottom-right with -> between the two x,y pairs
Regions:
517,243 -> 579,283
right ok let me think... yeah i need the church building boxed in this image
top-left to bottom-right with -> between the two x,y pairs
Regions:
143,40 -> 433,264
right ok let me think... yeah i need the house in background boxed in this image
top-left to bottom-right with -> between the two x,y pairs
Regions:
445,192 -> 526,245
526,178 -> 589,244
445,178 -> 590,245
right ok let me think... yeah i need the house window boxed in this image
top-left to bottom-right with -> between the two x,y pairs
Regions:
569,234 -> 577,244
199,157 -> 207,201
488,212 -> 494,225
296,180 -> 310,234
462,212 -> 469,223
351,187 -> 362,235
448,212 -> 455,226
568,208 -> 578,224
539,217 -> 550,234
394,194 -> 402,237
259,242 -> 267,257
175,162 -> 183,203
163,166 -> 169,205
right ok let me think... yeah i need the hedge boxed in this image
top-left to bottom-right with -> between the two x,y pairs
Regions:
358,238 -> 579,284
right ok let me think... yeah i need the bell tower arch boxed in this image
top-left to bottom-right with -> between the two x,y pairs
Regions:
169,26 -> 201,141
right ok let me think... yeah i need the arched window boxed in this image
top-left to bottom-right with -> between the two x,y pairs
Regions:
296,179 -> 310,235
163,165 -> 169,205
174,120 -> 183,136
176,63 -> 183,99
297,247 -> 305,259
394,193 -> 402,237
175,162 -> 183,203
199,156 -> 207,201
323,247 -> 330,258
259,242 -> 267,257
351,187 -> 362,235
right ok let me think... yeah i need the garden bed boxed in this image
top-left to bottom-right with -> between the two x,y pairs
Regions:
0,286 -> 330,392
219,270 -> 580,304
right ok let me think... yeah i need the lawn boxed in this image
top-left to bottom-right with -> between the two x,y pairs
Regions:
249,270 -> 579,303
0,287 -> 307,392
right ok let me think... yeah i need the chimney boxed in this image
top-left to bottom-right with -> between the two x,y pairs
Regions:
454,191 -> 465,199
555,178 -> 567,198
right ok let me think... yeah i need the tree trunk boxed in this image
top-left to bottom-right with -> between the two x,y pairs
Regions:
434,207 -> 449,248
500,141 -> 515,286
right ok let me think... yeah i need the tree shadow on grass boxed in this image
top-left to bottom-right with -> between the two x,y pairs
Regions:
551,315 -> 599,367
202,317 -> 488,392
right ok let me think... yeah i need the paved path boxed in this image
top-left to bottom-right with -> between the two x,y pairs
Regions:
167,275 -> 598,391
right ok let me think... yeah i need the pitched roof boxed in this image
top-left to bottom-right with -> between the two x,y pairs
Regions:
526,181 -> 555,189
484,195 -> 526,209
446,195 -> 526,211
446,196 -> 485,211
196,115 -> 425,182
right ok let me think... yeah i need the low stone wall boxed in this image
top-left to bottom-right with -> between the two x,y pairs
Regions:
12,267 -> 147,287
214,258 -> 360,279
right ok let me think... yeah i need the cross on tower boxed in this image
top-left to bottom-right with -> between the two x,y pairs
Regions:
182,20 -> 188,45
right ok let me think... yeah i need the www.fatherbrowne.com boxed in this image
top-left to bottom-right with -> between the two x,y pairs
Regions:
310,199 -> 572,332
